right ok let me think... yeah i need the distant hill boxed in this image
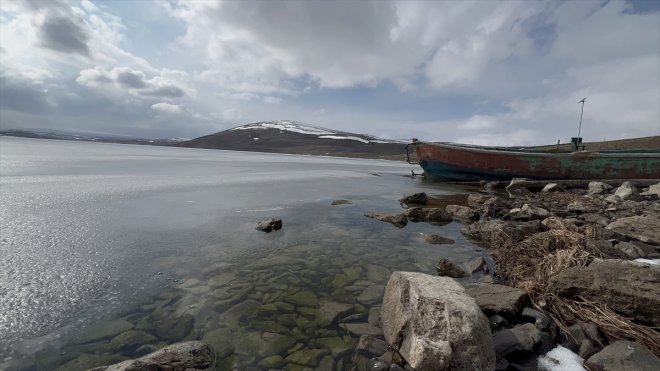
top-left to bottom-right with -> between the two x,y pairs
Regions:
0,129 -> 187,146
179,120 -> 409,160
531,136 -> 660,151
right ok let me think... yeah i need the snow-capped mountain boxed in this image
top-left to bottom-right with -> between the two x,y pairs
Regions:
180,120 -> 407,160
229,120 -> 402,144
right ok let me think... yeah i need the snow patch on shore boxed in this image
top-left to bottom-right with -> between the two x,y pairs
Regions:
538,345 -> 586,371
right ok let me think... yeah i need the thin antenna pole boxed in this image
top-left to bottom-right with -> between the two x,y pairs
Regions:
577,97 -> 587,142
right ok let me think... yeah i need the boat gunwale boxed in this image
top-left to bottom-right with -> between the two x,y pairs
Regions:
413,141 -> 660,158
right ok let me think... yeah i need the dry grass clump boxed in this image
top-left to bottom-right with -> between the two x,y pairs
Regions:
474,226 -> 660,356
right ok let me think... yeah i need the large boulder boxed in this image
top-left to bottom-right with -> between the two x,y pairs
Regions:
607,215 -> 660,245
547,259 -> 660,326
614,181 -> 639,201
585,341 -> 660,371
381,272 -> 495,371
91,341 -> 215,370
465,283 -> 529,318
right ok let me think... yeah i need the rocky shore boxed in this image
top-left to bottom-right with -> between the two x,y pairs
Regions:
47,179 -> 659,371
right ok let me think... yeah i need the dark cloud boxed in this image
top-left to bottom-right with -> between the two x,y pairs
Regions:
137,85 -> 185,98
115,69 -> 147,88
0,75 -> 51,115
39,16 -> 91,56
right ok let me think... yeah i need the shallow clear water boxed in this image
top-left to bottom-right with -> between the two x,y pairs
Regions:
0,137 -> 488,370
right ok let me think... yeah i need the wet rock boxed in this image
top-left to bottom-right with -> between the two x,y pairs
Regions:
75,319 -> 135,344
588,181 -> 613,195
92,341 -> 214,371
365,211 -> 408,228
509,204 -> 550,220
340,322 -> 383,337
548,259 -> 660,326
381,272 -> 496,371
258,355 -> 285,368
542,183 -> 564,193
445,205 -> 480,221
368,357 -> 390,371
607,215 -> 660,245
424,234 -> 455,245
285,348 -> 329,367
221,299 -> 260,326
208,271 -> 236,287
585,341 -> 660,371
316,337 -> 352,357
256,218 -> 282,232
400,192 -> 428,205
506,179 -> 530,198
285,290 -> 318,306
331,199 -> 352,206
108,330 -> 157,355
403,207 -> 452,224
492,323 -> 542,357
435,258 -> 467,278
201,328 -> 234,358
614,181 -> 639,201
236,332 -> 295,357
357,284 -> 385,305
465,283 -> 529,318
316,301 -> 353,327
463,257 -> 486,274
358,335 -> 389,356
317,355 -> 334,371
368,307 -> 381,326
488,315 -> 511,331
521,307 -> 550,330
367,264 -> 390,282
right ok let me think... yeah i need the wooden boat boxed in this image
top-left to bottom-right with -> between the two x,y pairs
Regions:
407,140 -> 660,181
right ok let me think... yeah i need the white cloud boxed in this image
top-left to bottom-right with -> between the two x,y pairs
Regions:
151,102 -> 183,114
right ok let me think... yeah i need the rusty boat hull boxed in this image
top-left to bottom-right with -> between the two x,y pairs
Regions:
411,142 -> 660,181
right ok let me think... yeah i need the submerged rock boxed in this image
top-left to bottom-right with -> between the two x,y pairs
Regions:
364,211 -> 408,228
256,218 -> 283,232
435,258 -> 467,278
424,234 -> 455,245
380,271 -> 496,371
331,199 -> 352,206
91,341 -> 215,371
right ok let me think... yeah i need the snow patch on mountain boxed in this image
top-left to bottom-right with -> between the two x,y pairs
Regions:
230,120 -> 402,144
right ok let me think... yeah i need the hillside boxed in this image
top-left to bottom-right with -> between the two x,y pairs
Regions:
179,120 -> 408,160
531,136 -> 660,151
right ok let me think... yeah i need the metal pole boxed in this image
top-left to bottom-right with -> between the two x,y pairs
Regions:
577,97 -> 587,143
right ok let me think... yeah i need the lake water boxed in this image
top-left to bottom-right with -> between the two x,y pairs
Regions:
0,137 -> 488,370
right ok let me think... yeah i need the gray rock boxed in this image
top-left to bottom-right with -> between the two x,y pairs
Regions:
331,199 -> 352,206
614,181 -> 639,201
465,283 -> 529,318
357,285 -> 386,305
509,204 -> 550,220
588,181 -> 613,195
399,192 -> 429,205
316,301 -> 353,327
613,241 -> 646,259
605,194 -> 621,203
467,193 -> 494,208
400,192 -> 428,205
365,211 -> 408,228
424,234 -> 455,245
93,341 -> 215,371
404,207 -> 452,223
445,205 -> 479,221
548,259 -> 660,326
567,201 -> 589,213
492,323 -> 542,356
368,358 -> 390,371
607,215 -> 660,245
380,272 -> 496,371
368,307 -> 381,326
340,322 -> 383,337
463,257 -> 486,274
256,218 -> 282,232
436,258 -> 467,278
640,183 -> 660,197
506,179 -> 530,198
522,308 -> 550,330
359,335 -> 389,356
541,183 -> 564,193
585,341 -> 660,371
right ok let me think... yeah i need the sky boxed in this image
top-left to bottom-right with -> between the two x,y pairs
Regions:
0,0 -> 659,145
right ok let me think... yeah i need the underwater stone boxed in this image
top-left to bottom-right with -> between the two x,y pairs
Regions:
357,285 -> 385,305
285,290 -> 318,306
316,301 -> 353,327
208,272 -> 236,287
317,337 -> 352,357
107,330 -> 157,354
340,323 -> 383,337
75,319 -> 135,344
258,355 -> 285,368
285,348 -> 329,367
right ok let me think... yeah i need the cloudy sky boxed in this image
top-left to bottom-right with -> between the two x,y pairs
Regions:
1,0 -> 658,144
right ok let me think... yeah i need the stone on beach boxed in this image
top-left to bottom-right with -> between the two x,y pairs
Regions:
255,218 -> 283,232
492,323 -> 542,357
548,259 -> 660,326
606,215 -> 660,245
541,183 -> 565,192
404,207 -> 452,223
445,204 -> 480,221
380,271 -> 496,371
585,340 -> 660,371
613,181 -> 639,201
465,283 -> 529,318
506,178 -> 530,197
588,181 -> 613,195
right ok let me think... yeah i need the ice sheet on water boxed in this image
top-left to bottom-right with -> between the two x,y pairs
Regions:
538,345 -> 586,371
